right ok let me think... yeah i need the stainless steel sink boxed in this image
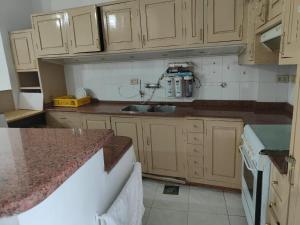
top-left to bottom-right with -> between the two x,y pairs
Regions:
121,104 -> 176,113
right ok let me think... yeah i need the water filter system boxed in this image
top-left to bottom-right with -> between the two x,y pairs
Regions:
165,62 -> 196,98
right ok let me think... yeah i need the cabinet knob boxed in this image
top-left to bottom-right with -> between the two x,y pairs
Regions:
269,201 -> 277,208
193,125 -> 198,128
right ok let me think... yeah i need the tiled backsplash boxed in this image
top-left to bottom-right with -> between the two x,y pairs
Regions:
65,55 -> 296,104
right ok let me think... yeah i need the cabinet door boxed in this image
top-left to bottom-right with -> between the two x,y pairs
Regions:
102,1 -> 142,51
255,0 -> 268,29
143,118 -> 185,178
83,114 -> 111,129
184,0 -> 204,44
204,120 -> 243,185
280,0 -> 300,59
10,30 -> 37,71
268,0 -> 283,20
140,0 -> 184,48
111,117 -> 147,172
32,12 -> 69,56
207,0 -> 244,43
68,5 -> 101,53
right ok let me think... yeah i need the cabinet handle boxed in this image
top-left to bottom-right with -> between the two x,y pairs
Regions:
281,32 -> 285,56
272,180 -> 279,185
147,137 -> 150,146
96,38 -> 100,49
239,25 -> 243,38
64,42 -> 68,52
200,28 -> 203,41
142,35 -> 146,46
269,201 -> 277,208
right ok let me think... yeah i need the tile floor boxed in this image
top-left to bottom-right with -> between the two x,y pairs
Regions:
142,178 -> 247,225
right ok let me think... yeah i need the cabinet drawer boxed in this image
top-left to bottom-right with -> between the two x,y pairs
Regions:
187,133 -> 204,145
270,165 -> 289,201
186,144 -> 204,156
267,207 -> 281,225
188,158 -> 204,178
268,186 -> 288,224
186,119 -> 204,133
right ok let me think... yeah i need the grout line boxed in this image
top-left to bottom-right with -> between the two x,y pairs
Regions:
223,191 -> 232,225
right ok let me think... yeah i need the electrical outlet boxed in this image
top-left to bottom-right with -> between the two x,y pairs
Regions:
290,75 -> 296,83
130,79 -> 139,85
277,75 -> 290,83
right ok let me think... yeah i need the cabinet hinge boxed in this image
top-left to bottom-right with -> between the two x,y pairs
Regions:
288,155 -> 296,185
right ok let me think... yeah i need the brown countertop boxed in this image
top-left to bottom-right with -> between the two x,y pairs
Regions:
0,128 -> 132,217
46,100 -> 292,124
269,155 -> 289,175
4,110 -> 44,123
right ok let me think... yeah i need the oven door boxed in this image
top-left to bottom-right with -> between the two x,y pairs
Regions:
240,144 -> 258,225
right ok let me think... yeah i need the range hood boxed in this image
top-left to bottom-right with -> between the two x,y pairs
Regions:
260,24 -> 282,51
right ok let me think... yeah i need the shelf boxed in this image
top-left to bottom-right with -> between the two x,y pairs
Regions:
20,86 -> 41,90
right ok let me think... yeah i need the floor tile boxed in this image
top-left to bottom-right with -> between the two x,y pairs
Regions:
143,207 -> 151,225
224,192 -> 245,216
147,208 -> 188,225
188,212 -> 230,225
229,216 -> 248,225
189,186 -> 227,214
143,179 -> 159,207
152,183 -> 189,211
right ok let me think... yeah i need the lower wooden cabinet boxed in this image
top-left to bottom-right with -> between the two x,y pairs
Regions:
46,111 -> 83,128
142,118 -> 185,178
204,120 -> 243,187
111,116 -> 147,172
82,114 -> 111,129
46,111 -> 244,188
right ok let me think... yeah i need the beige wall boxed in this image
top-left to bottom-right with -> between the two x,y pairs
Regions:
0,90 -> 15,113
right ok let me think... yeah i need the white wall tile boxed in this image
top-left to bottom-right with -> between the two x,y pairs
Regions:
64,55 -> 295,103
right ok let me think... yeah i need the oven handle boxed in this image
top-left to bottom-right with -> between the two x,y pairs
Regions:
239,145 -> 255,172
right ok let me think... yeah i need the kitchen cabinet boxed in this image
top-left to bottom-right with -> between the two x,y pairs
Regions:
139,0 -> 184,48
111,116 -> 147,171
268,0 -> 283,20
207,0 -> 244,43
82,114 -> 111,129
102,1 -> 142,51
280,0 -> 300,63
255,0 -> 268,29
32,12 -> 69,56
67,5 -> 101,53
204,120 -> 243,186
183,0 -> 204,44
142,118 -> 185,178
10,29 -> 37,71
46,112 -> 83,128
239,0 -> 278,64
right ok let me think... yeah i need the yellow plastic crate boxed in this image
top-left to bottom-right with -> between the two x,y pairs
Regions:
53,96 -> 91,107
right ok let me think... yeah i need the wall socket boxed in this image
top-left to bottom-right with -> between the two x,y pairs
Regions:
277,75 -> 290,83
130,79 -> 139,85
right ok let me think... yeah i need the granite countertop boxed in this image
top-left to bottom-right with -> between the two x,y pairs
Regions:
46,101 -> 292,124
0,128 -> 132,217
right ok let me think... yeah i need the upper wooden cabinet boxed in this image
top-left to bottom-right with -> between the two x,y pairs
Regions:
32,12 -> 69,56
102,1 -> 142,51
255,0 -> 268,29
32,5 -> 102,57
139,0 -> 184,48
280,0 -> 300,63
10,29 -> 37,71
67,5 -> 101,53
143,118 -> 185,178
207,0 -> 244,43
183,0 -> 204,44
204,120 -> 243,186
268,0 -> 283,20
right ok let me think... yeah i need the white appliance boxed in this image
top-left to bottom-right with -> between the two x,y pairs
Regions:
240,125 -> 271,225
260,24 -> 282,51
0,114 -> 7,127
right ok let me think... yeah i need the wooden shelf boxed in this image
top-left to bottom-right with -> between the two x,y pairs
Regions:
20,86 -> 41,90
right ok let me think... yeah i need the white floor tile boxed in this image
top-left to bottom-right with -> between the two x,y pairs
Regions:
189,186 -> 227,215
143,179 -> 159,207
224,192 -> 245,216
229,216 -> 248,225
188,212 -> 230,225
147,208 -> 188,225
143,207 -> 151,225
152,183 -> 189,211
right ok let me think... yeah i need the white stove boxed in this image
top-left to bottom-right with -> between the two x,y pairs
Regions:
241,125 -> 271,225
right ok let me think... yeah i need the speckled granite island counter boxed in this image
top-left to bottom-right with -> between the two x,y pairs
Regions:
0,128 -> 135,225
